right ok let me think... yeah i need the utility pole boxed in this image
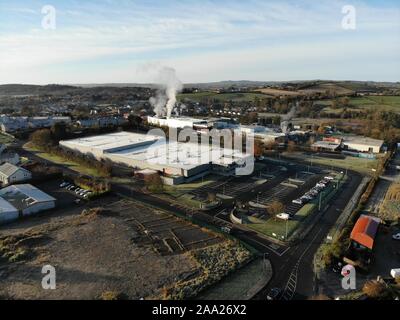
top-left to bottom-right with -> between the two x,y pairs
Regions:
285,218 -> 288,239
319,191 -> 324,211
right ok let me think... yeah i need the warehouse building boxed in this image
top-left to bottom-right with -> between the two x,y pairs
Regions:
350,215 -> 381,250
342,136 -> 384,154
0,184 -> 56,224
0,197 -> 19,224
60,131 -> 253,184
0,163 -> 32,186
147,116 -> 208,129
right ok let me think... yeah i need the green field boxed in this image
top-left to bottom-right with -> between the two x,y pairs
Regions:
349,96 -> 400,111
25,144 -> 106,177
0,133 -> 15,144
178,91 -> 269,103
284,152 -> 380,176
318,96 -> 400,113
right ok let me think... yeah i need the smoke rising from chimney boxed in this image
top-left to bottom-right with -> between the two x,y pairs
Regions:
280,102 -> 298,134
149,66 -> 183,118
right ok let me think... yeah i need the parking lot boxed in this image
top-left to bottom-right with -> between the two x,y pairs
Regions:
190,164 -> 288,200
34,179 -> 83,208
249,171 -> 323,218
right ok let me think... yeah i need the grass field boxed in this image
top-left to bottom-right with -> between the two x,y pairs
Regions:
178,91 -> 269,102
317,96 -> 400,113
0,133 -> 15,144
284,152 -> 380,176
25,144 -> 106,177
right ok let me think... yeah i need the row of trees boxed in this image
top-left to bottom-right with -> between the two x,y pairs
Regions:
30,128 -> 113,177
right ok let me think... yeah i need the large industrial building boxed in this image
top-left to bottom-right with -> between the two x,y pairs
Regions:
0,184 -> 56,225
147,116 -> 208,129
342,136 -> 384,154
60,131 -> 253,184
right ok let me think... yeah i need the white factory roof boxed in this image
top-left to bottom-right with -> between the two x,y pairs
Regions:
111,140 -> 251,170
342,136 -> 384,147
61,131 -> 162,152
148,116 -> 207,123
312,141 -> 340,151
61,131 -> 251,171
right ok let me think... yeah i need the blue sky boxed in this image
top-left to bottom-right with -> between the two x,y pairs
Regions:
0,0 -> 399,84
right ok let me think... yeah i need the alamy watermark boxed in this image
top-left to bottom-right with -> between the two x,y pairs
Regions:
41,265 -> 56,290
41,5 -> 56,30
341,264 -> 356,290
342,5 -> 356,30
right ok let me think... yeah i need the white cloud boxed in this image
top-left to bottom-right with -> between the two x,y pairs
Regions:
0,0 -> 399,83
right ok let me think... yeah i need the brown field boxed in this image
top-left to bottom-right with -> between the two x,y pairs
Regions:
255,88 -> 304,96
299,83 -> 354,96
0,197 -> 250,300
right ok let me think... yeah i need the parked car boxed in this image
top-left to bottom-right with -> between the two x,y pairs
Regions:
392,233 -> 400,240
267,288 -> 282,301
60,181 -> 69,188
332,261 -> 343,273
292,199 -> 302,205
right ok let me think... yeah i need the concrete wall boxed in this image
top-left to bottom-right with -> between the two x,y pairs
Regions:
22,200 -> 56,216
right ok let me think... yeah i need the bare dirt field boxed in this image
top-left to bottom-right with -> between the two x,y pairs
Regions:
0,197 -> 251,300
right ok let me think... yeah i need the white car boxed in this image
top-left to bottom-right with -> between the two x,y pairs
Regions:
392,233 -> 400,240
292,199 -> 302,205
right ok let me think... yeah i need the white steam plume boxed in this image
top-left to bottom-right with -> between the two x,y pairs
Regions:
149,66 -> 183,118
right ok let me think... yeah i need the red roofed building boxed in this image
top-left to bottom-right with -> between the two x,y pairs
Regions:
350,215 -> 381,250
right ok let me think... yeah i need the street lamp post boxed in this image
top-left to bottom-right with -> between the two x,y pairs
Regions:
319,191 -> 324,211
285,218 -> 288,239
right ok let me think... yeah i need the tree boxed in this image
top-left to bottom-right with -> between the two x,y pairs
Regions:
30,129 -> 53,147
144,173 -> 164,193
362,280 -> 387,299
268,200 -> 284,215
254,140 -> 264,157
287,140 -> 297,153
128,114 -> 143,130
50,122 -> 68,141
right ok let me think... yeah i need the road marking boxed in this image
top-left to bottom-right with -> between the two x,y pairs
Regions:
281,228 -> 324,300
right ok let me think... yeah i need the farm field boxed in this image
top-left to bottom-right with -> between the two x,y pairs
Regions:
348,95 -> 400,111
255,88 -> 302,96
178,91 -> 270,102
318,95 -> 400,113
